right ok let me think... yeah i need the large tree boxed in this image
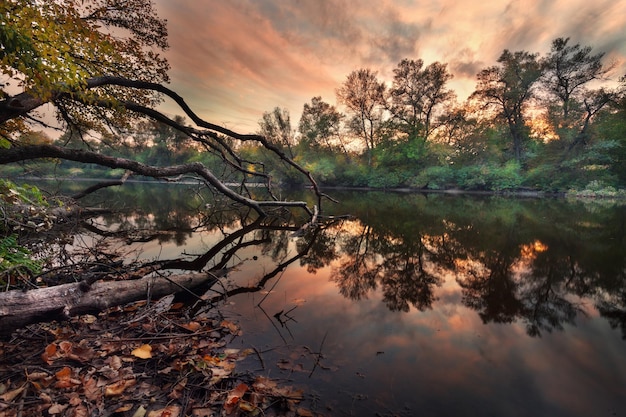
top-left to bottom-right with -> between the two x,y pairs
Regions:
541,37 -> 611,121
540,37 -> 622,153
389,58 -> 455,141
471,50 -> 542,163
336,69 -> 386,165
0,0 -> 324,216
298,96 -> 346,152
258,107 -> 296,159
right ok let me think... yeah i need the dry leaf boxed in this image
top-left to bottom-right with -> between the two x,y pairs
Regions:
105,379 -> 136,396
220,320 -> 239,334
131,344 -> 153,359
224,383 -> 248,414
82,377 -> 100,401
0,385 -> 25,402
54,367 -> 76,388
42,343 -> 57,364
114,404 -> 134,412
73,404 -> 89,417
131,405 -> 147,417
296,407 -> 314,417
147,404 -> 180,417
48,403 -> 68,414
191,408 -> 215,417
181,321 -> 201,332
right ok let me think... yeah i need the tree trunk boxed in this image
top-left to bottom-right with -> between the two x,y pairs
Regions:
0,273 -> 215,335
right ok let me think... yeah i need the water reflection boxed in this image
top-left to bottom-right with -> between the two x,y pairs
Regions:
56,183 -> 626,415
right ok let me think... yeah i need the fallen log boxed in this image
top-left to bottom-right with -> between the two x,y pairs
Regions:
0,273 -> 216,335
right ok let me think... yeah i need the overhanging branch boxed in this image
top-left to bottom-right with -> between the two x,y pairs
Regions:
0,144 -> 312,217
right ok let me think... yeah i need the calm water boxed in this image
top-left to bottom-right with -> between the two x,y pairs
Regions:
50,182 -> 626,416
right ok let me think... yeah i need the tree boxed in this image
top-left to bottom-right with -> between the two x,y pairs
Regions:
541,37 -> 612,122
540,38 -> 622,154
389,59 -> 455,141
0,0 -> 325,217
258,107 -> 296,159
298,96 -> 346,152
336,69 -> 386,165
471,50 -> 542,163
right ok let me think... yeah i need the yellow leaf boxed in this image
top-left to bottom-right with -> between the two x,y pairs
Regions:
131,344 -> 152,359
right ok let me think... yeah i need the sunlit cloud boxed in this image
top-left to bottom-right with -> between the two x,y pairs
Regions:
154,0 -> 626,132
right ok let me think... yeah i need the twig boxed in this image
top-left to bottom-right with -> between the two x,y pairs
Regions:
308,330 -> 329,378
252,346 -> 265,370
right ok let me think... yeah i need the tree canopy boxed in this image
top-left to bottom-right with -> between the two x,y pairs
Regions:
0,0 -> 325,217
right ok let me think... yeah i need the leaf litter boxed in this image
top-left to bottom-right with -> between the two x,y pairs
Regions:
0,295 -> 323,416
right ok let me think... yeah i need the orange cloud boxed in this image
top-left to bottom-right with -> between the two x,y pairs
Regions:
154,0 -> 626,132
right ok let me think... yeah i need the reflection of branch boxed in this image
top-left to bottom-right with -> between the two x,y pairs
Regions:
72,171 -> 132,200
206,227 -> 322,303
308,330 -> 328,378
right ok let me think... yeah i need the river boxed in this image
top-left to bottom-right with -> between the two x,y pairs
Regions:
47,181 -> 626,416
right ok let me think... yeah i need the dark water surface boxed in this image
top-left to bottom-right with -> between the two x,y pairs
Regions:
50,182 -> 626,416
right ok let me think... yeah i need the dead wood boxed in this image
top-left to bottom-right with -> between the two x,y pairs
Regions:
0,272 -> 215,335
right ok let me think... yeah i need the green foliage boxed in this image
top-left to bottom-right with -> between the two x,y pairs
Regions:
0,234 -> 42,283
0,179 -> 48,207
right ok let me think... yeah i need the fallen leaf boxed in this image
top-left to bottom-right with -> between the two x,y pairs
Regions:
147,404 -> 180,417
191,408 -> 215,417
238,400 -> 257,413
114,404 -> 134,412
54,367 -> 77,388
47,403 -> 68,414
220,320 -> 239,334
42,343 -> 57,364
208,367 -> 231,385
73,404 -> 89,417
296,407 -> 314,417
181,321 -> 201,332
224,383 -> 248,414
82,377 -> 100,401
131,344 -> 153,359
0,385 -> 25,402
105,379 -> 136,396
131,405 -> 147,417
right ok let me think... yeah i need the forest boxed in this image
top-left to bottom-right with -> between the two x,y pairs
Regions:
3,36 -> 626,195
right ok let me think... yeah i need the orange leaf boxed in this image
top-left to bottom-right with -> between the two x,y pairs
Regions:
41,343 -> 57,364
54,367 -> 78,389
59,341 -> 73,353
131,344 -> 152,359
105,379 -> 136,396
181,321 -> 201,332
220,320 -> 239,334
55,366 -> 72,381
224,383 -> 248,413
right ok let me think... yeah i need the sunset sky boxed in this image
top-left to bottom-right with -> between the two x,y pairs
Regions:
154,0 -> 626,133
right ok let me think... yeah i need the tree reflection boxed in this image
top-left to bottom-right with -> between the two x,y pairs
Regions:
327,218 -> 443,312
312,192 -> 626,339
49,184 -> 626,340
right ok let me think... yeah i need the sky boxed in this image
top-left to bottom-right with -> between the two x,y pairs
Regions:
154,0 -> 626,134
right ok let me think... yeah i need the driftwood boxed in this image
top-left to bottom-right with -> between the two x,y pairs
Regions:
0,273 -> 215,335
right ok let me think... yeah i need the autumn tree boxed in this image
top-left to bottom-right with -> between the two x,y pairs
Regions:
0,0 -> 324,217
389,58 -> 455,141
471,50 -> 542,163
336,69 -> 386,165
